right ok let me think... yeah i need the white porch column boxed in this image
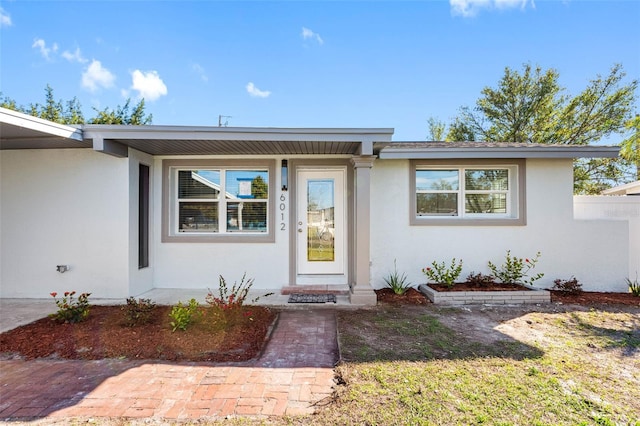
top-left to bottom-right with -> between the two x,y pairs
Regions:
350,155 -> 377,305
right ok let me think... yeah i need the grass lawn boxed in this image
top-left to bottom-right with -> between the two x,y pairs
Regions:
310,304 -> 640,426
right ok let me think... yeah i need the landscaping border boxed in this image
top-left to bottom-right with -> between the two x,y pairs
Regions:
418,284 -> 550,305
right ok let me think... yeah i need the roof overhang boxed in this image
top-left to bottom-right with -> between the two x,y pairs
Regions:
82,125 -> 395,157
0,107 -> 87,149
601,180 -> 640,196
375,142 -> 621,159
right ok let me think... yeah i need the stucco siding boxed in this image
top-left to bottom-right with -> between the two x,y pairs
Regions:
150,156 -> 290,290
370,159 -> 629,292
0,149 -> 130,298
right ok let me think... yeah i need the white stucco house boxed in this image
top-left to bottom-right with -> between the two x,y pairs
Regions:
0,107 -> 634,304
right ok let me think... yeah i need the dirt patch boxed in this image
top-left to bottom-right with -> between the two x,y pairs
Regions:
0,305 -> 276,362
372,288 -> 638,349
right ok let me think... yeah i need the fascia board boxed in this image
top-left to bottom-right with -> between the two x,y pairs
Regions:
378,146 -> 620,159
82,125 -> 395,143
0,107 -> 83,141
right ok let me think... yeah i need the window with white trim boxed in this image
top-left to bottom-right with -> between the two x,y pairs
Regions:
163,160 -> 275,242
411,160 -> 524,225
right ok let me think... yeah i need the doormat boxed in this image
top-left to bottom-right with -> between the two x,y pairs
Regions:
288,293 -> 337,304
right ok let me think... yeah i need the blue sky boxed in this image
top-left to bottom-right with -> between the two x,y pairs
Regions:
1,0 -> 638,141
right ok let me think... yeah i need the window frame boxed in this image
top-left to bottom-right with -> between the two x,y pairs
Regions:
162,159 -> 276,243
410,159 -> 526,226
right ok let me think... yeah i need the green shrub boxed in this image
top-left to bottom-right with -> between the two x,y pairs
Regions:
122,297 -> 156,327
422,258 -> 463,288
169,298 -> 200,332
627,274 -> 640,297
206,273 -> 273,309
552,277 -> 583,294
488,250 -> 544,286
466,272 -> 496,287
49,291 -> 91,323
384,259 -> 411,295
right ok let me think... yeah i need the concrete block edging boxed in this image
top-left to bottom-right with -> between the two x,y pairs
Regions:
418,284 -> 551,305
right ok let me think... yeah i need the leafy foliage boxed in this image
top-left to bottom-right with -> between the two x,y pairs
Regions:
433,64 -> 638,193
121,297 -> 157,327
49,291 -> 91,323
627,274 -> 640,297
169,299 -> 200,332
89,98 -> 152,125
465,271 -> 496,287
1,85 -> 152,125
422,258 -> 463,288
205,273 -> 272,310
488,250 -> 544,286
552,277 -> 583,294
383,259 -> 411,295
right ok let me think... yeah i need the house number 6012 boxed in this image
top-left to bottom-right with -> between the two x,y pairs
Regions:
279,194 -> 286,230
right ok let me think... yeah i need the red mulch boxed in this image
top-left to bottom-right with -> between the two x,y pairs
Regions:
428,283 -> 529,292
550,290 -> 639,306
0,305 -> 276,362
375,288 -> 431,305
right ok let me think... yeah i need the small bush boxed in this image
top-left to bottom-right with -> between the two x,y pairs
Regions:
49,291 -> 91,323
627,274 -> 640,297
206,273 -> 273,310
122,297 -> 156,327
488,250 -> 544,286
466,272 -> 496,287
552,277 -> 583,294
422,258 -> 463,288
169,298 -> 200,332
384,259 -> 411,295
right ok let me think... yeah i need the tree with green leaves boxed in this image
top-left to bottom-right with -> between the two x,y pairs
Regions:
620,115 -> 639,180
426,117 -> 446,141
89,99 -> 152,125
1,85 -> 152,125
439,63 -> 638,193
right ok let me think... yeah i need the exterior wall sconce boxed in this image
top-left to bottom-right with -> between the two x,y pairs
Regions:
281,159 -> 288,191
56,265 -> 70,273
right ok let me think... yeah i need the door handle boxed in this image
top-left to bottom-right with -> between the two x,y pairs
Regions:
298,228 -> 303,233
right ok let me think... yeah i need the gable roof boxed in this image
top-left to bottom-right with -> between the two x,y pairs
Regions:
375,142 -> 620,159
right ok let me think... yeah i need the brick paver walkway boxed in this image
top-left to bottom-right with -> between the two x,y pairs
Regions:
0,310 -> 338,421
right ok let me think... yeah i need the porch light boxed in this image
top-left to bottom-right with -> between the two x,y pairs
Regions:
281,159 -> 288,191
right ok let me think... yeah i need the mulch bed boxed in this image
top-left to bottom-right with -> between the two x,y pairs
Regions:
428,283 -> 530,292
0,305 -> 276,362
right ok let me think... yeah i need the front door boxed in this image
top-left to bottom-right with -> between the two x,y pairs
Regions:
296,169 -> 346,282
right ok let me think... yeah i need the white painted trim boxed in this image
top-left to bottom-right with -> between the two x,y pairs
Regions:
0,107 -> 83,141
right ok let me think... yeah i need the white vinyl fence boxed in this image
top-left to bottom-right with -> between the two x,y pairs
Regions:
574,196 -> 640,282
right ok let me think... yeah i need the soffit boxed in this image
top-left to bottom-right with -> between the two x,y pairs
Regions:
99,138 -> 363,155
0,107 -> 88,150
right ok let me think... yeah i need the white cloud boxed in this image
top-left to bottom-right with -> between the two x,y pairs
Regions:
0,7 -> 12,27
192,63 -> 208,82
450,0 -> 534,17
130,70 -> 168,101
32,38 -> 58,60
301,27 -> 323,45
246,82 -> 271,98
62,47 -> 87,63
81,59 -> 116,92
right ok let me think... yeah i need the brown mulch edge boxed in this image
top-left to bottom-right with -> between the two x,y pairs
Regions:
428,283 -> 530,292
375,287 -> 639,307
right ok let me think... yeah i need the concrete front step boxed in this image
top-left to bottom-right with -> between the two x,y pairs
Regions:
280,285 -> 351,295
